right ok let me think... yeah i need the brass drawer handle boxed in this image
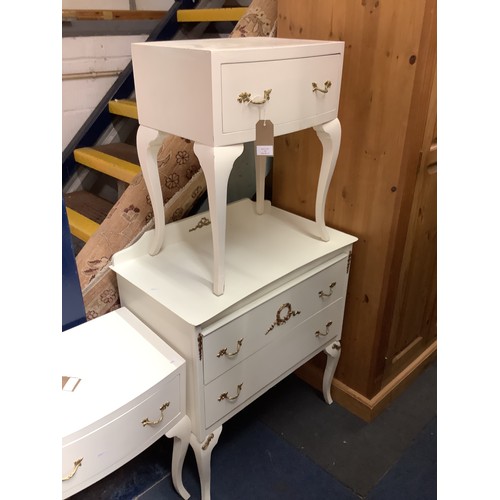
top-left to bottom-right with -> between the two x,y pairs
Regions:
315,321 -> 333,337
217,338 -> 244,358
318,282 -> 337,298
312,80 -> 332,93
237,89 -> 272,105
266,302 -> 301,335
62,458 -> 83,481
218,383 -> 243,402
141,402 -> 170,427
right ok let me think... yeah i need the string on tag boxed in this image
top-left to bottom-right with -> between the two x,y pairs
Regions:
259,104 -> 267,126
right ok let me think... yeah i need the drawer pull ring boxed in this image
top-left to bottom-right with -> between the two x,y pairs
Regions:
312,80 -> 332,94
266,302 -> 301,335
315,321 -> 333,337
217,338 -> 244,358
142,402 -> 170,427
62,458 -> 83,481
318,282 -> 337,298
237,89 -> 272,105
218,383 -> 243,402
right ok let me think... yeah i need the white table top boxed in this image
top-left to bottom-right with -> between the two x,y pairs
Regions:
111,200 -> 357,327
134,37 -> 338,50
61,308 -> 183,439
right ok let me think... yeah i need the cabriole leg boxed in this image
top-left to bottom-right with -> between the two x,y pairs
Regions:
136,125 -> 167,255
322,340 -> 342,405
313,118 -> 342,242
193,143 -> 244,296
189,426 -> 223,500
165,415 -> 192,499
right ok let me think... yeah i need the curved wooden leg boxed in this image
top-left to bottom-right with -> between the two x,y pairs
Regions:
255,154 -> 267,215
313,118 -> 342,242
165,416 -> 191,499
322,340 -> 342,405
189,426 -> 223,500
193,143 -> 244,296
136,125 -> 167,255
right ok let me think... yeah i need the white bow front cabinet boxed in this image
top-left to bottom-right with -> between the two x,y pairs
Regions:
111,200 -> 357,499
61,308 -> 189,499
131,37 -> 345,295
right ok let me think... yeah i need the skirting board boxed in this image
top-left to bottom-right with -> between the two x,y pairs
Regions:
295,340 -> 437,422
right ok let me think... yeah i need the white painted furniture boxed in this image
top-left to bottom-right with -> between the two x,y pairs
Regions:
131,37 -> 345,295
61,308 -> 189,499
111,199 -> 357,499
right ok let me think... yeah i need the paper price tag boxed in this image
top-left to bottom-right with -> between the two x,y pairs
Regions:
255,120 -> 274,157
62,376 -> 81,392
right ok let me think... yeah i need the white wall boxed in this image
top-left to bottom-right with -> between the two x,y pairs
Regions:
62,34 -> 148,150
62,0 -> 175,150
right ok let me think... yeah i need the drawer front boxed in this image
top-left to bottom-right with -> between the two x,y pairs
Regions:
202,253 -> 349,384
221,54 -> 342,135
62,374 -> 182,498
203,299 -> 345,428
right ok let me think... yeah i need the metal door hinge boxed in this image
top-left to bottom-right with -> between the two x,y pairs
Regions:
346,251 -> 352,274
198,333 -> 203,361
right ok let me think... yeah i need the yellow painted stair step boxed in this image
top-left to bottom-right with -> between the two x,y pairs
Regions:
66,207 -> 100,242
64,191 -> 114,242
73,143 -> 140,184
177,7 -> 247,22
108,99 -> 138,119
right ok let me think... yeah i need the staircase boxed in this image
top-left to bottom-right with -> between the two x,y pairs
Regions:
63,100 -> 142,245
63,0 -> 248,253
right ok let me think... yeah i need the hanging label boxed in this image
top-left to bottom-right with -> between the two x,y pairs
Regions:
62,376 -> 81,392
255,120 -> 274,157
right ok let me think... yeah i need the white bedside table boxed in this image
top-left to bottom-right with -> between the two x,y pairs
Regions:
111,199 -> 357,499
131,37 -> 344,295
61,308 -> 190,499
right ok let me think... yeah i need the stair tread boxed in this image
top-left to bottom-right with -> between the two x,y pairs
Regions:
74,143 -> 140,183
109,99 -> 138,119
64,191 -> 113,225
92,143 -> 139,164
177,7 -> 246,22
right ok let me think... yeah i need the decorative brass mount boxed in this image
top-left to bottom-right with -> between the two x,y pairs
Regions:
318,282 -> 337,298
312,80 -> 332,93
217,338 -> 244,358
218,383 -> 243,402
62,458 -> 83,481
237,89 -> 272,104
265,303 -> 301,335
142,402 -> 170,426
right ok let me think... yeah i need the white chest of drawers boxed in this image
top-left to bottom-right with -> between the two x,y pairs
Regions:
61,308 -> 190,499
131,37 -> 345,295
111,199 -> 357,499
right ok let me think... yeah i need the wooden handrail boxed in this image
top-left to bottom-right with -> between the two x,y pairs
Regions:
62,10 -> 167,21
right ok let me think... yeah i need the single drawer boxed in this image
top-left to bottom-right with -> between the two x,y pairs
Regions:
62,374 -> 182,498
131,38 -> 344,146
202,252 -> 349,384
221,54 -> 342,135
203,298 -> 346,428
